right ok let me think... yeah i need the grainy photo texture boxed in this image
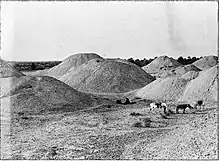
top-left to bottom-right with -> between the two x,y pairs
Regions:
0,1 -> 218,160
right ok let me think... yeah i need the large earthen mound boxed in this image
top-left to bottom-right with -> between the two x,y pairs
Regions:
180,71 -> 200,81
179,65 -> 218,103
142,56 -> 181,74
0,58 -> 25,78
135,77 -> 188,101
45,53 -> 103,78
1,76 -> 110,115
60,59 -> 155,93
149,64 -> 201,78
193,55 -> 218,70
106,58 -> 137,66
174,64 -> 201,76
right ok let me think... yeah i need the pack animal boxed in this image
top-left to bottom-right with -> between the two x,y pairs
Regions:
161,102 -> 168,114
176,104 -> 193,114
149,102 -> 162,113
193,100 -> 204,110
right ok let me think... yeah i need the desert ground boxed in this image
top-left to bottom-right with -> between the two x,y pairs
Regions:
0,53 -> 218,160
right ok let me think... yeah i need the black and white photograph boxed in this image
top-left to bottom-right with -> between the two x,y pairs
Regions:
0,1 -> 218,160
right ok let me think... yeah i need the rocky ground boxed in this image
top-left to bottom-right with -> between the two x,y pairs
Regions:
1,100 -> 218,160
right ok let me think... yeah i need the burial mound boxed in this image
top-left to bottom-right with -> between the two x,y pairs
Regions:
179,65 -> 218,103
1,76 -> 110,115
60,59 -> 155,93
135,77 -> 188,101
193,55 -> 218,70
0,58 -> 25,78
142,56 -> 181,74
45,53 -> 103,78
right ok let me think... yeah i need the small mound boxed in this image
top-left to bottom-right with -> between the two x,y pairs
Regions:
45,53 -> 103,78
60,59 -> 155,93
135,77 -> 188,101
142,56 -> 181,74
180,71 -> 200,81
0,58 -> 25,78
174,64 -> 201,76
193,55 -> 218,70
1,76 -> 110,115
179,65 -> 218,102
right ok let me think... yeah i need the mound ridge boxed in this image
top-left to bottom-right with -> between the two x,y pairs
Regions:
1,76 -> 110,115
174,64 -> 201,76
46,53 -> 103,78
60,59 -> 155,93
0,58 -> 25,78
135,77 -> 188,101
193,55 -> 218,70
180,65 -> 218,103
142,56 -> 181,74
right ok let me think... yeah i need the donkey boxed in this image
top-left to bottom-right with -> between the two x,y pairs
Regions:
176,104 -> 193,114
193,100 -> 204,110
149,102 -> 161,113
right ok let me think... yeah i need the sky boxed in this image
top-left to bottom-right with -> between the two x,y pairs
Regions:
0,1 -> 218,61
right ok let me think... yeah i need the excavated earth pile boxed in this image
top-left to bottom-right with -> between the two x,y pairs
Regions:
180,71 -> 200,81
174,64 -> 201,76
45,53 -> 104,79
142,56 -> 181,74
179,65 -> 218,103
135,77 -> 188,101
1,76 -> 111,116
0,58 -> 25,78
193,55 -> 218,70
59,59 -> 155,93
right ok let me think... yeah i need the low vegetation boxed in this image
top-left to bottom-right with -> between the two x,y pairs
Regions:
126,56 -> 203,67
9,61 -> 62,71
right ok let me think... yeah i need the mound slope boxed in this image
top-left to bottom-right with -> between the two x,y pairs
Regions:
1,76 -> 110,115
193,55 -> 218,70
0,58 -> 25,78
174,64 -> 201,75
60,59 -> 155,93
135,77 -> 188,101
46,53 -> 103,78
180,65 -> 218,102
142,56 -> 181,74
180,71 -> 200,81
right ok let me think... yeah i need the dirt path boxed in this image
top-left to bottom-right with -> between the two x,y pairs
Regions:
1,101 -> 218,159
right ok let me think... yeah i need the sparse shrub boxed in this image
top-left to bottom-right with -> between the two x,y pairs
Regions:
134,96 -> 141,100
21,116 -> 29,120
130,112 -> 141,116
168,109 -> 175,114
116,99 -> 122,104
142,118 -> 152,127
18,112 -> 24,116
132,121 -> 143,128
132,118 -> 153,128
